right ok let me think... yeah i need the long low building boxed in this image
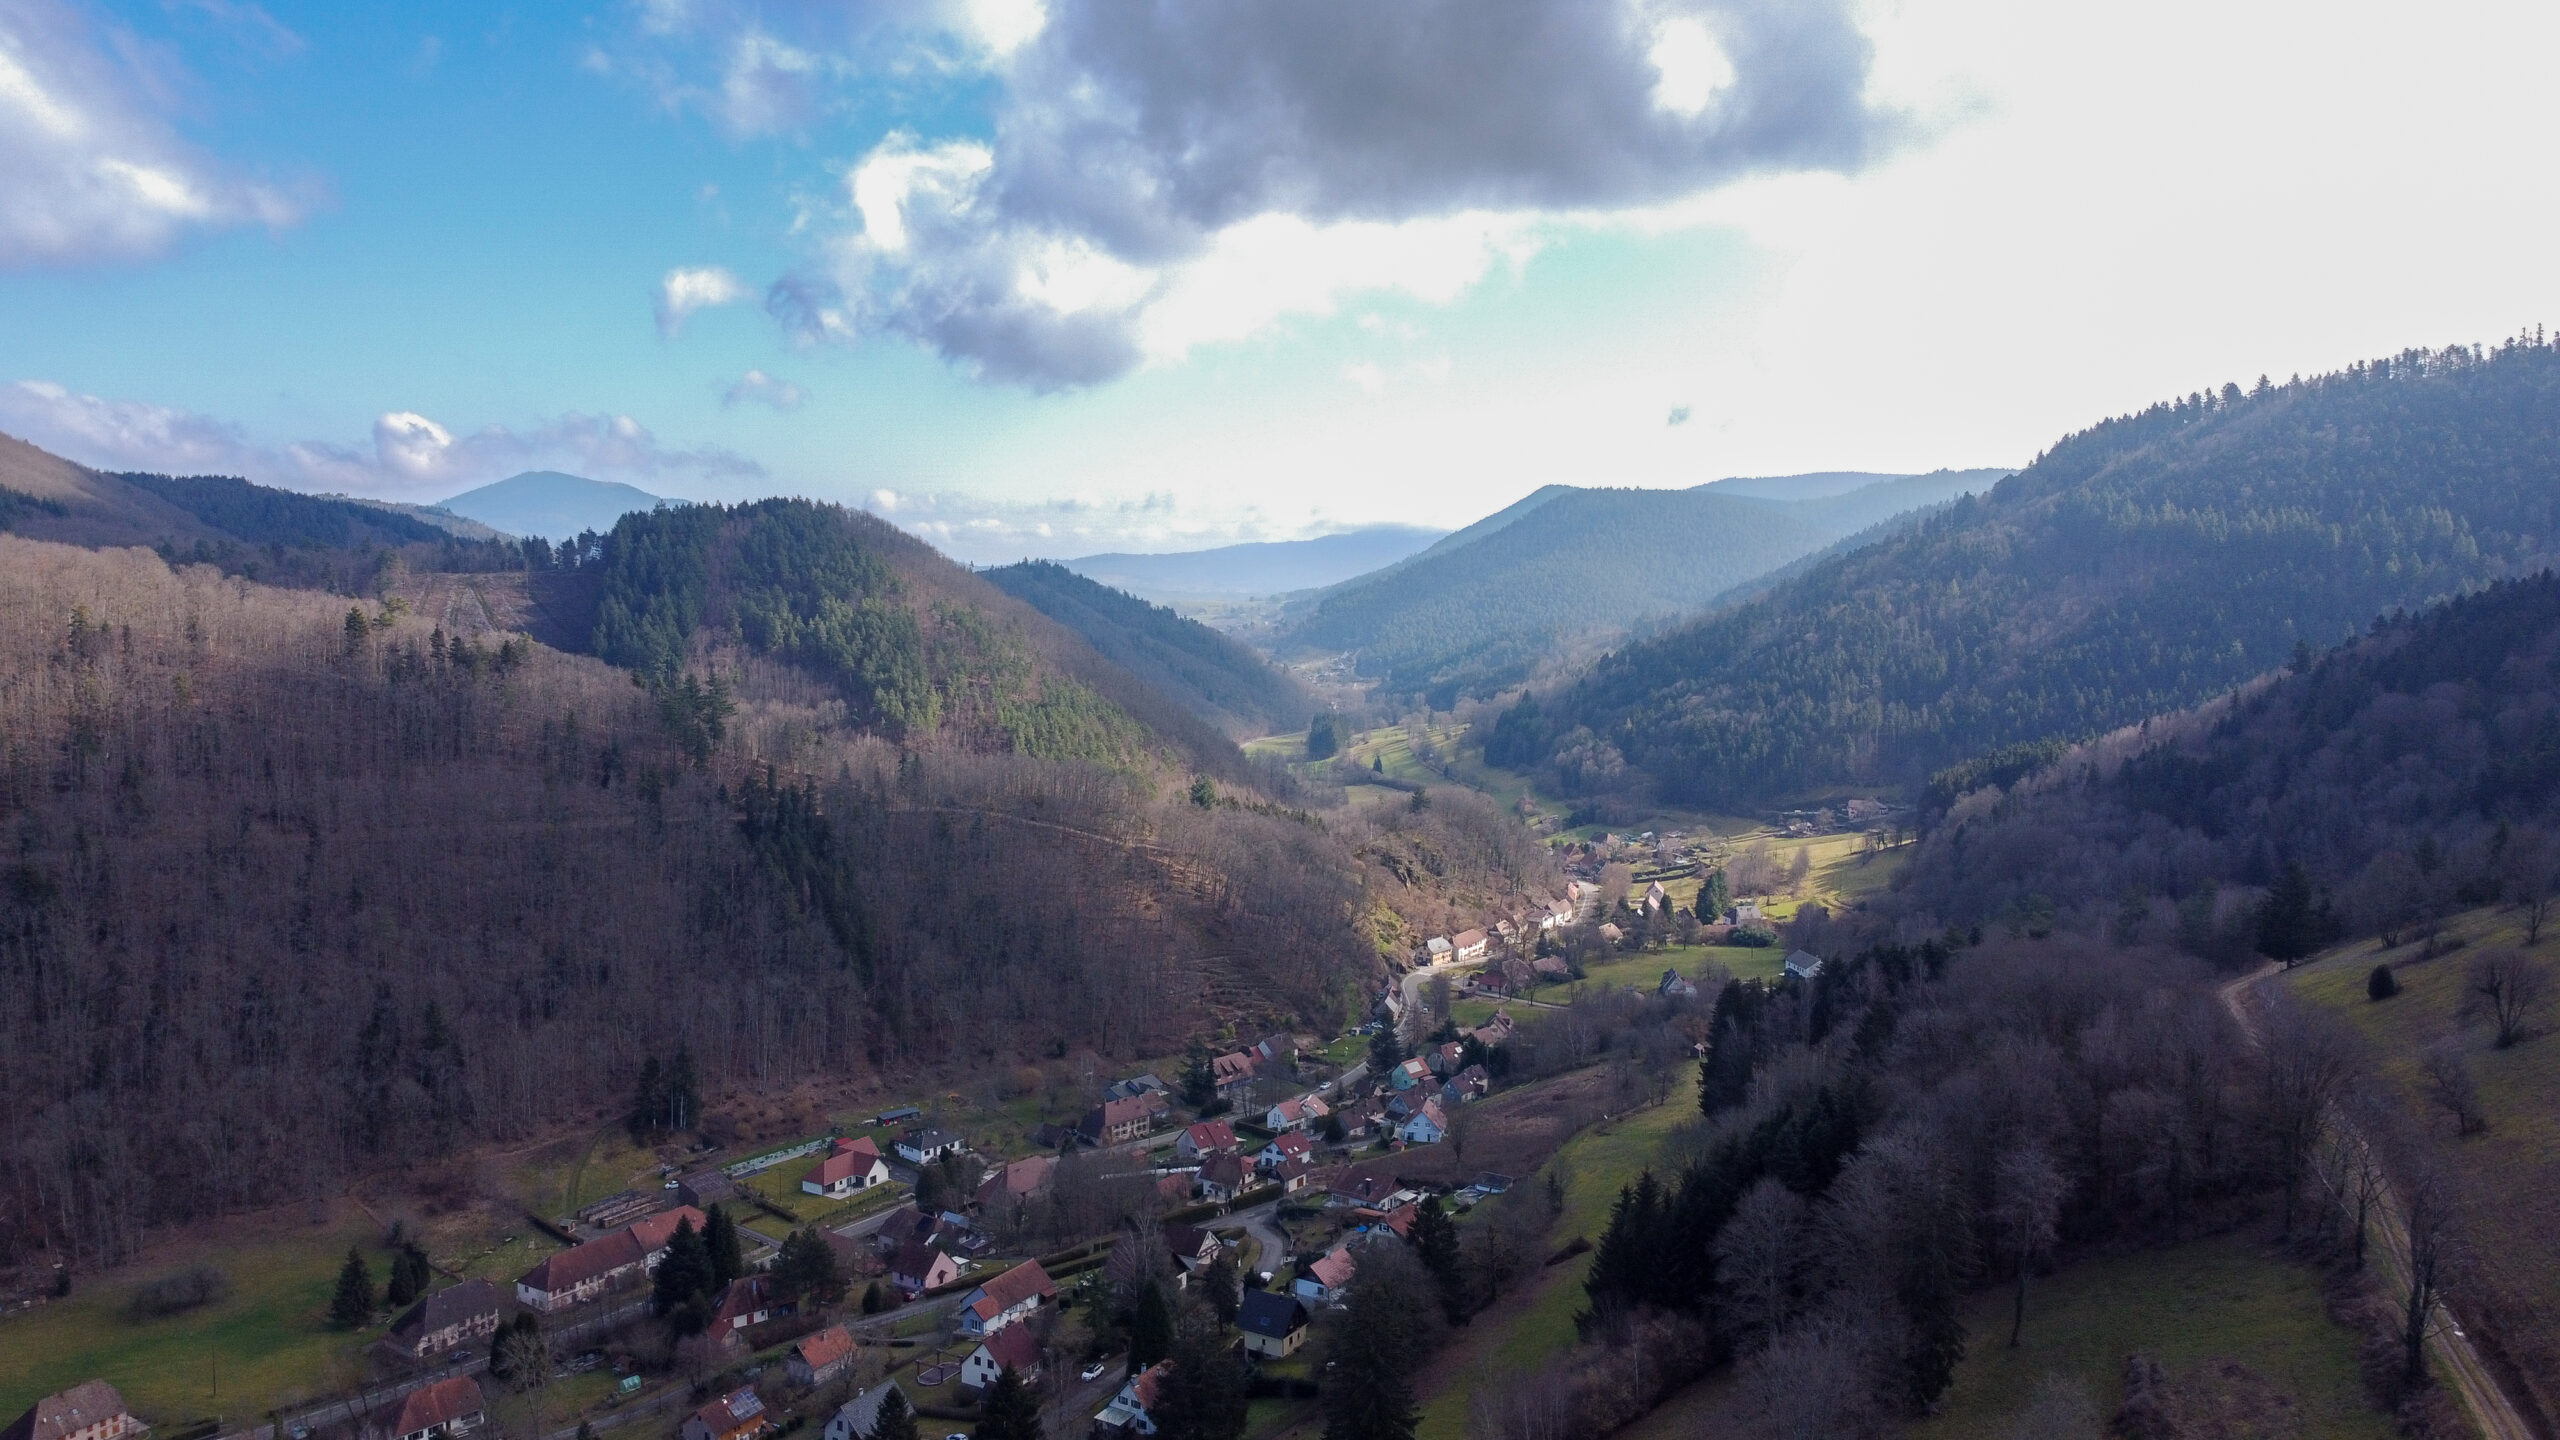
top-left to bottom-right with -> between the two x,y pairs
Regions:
515,1205 -> 708,1312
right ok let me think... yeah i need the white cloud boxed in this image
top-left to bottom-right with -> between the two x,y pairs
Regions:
0,0 -> 303,266
655,265 -> 751,335
0,380 -> 764,497
722,368 -> 808,411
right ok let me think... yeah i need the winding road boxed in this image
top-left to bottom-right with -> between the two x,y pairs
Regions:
2219,963 -> 2540,1440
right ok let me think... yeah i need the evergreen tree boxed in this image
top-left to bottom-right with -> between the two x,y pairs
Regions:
978,1367 -> 1045,1440
2368,963 -> 2400,1000
665,1045 -> 700,1131
1367,1021 -> 1405,1081
2257,861 -> 2323,965
329,1246 -> 376,1329
651,1217 -> 716,1335
1695,868 -> 1730,923
871,1388 -> 920,1440
1151,1311 -> 1249,1440
1322,1250 -> 1434,1440
705,1207 -> 744,1286
628,1056 -> 663,1140
1407,1198 -> 1467,1325
777,1227 -> 844,1304
387,1243 -> 431,1306
1306,714 -> 1340,761
863,1280 -> 890,1314
1128,1280 -> 1174,1372
1181,1040 -> 1217,1111
1201,1253 -> 1241,1326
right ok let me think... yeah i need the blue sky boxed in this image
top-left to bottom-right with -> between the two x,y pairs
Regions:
3,0 -> 2557,562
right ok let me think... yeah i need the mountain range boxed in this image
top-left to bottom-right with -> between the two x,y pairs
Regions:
1063,524 -> 1447,600
437,470 -> 669,540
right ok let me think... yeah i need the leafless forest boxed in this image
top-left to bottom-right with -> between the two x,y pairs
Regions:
0,537 -> 1548,1263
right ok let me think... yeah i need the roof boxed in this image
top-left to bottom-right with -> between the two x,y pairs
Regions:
1129,1363 -> 1167,1412
1183,1120 -> 1237,1151
1085,1096 -> 1159,1133
1163,1222 -> 1216,1261
689,1389 -> 763,1438
1306,1247 -> 1356,1289
830,1384 -> 907,1440
976,1155 -> 1056,1205
625,1205 -> 711,1255
1210,1051 -> 1257,1082
711,1275 -> 779,1327
1452,928 -> 1487,948
1269,1095 -> 1327,1124
517,1229 -> 643,1293
388,1278 -> 501,1342
796,1326 -> 855,1372
2,1382 -> 135,1440
803,1139 -> 884,1187
1784,950 -> 1825,977
1199,1153 -> 1248,1187
392,1378 -> 485,1437
969,1260 -> 1055,1316
977,1323 -> 1042,1373
1236,1290 -> 1307,1339
901,1127 -> 959,1148
1266,1132 -> 1315,1160
890,1241 -> 952,1283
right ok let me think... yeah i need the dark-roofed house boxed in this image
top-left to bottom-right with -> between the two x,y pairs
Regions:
975,1154 -> 1057,1212
1194,1152 -> 1248,1203
383,1279 -> 502,1362
681,1389 -> 765,1440
674,1170 -> 737,1210
1104,1073 -> 1167,1103
822,1386 -> 907,1440
1785,950 -> 1825,981
889,1242 -> 960,1297
2,1382 -> 143,1440
895,1127 -> 964,1165
958,1323 -> 1042,1393
1162,1223 -> 1220,1277
386,1378 -> 485,1440
514,1230 -> 643,1313
787,1326 -> 856,1387
708,1274 -> 783,1340
1236,1291 -> 1309,1358
956,1259 -> 1055,1337
801,1138 -> 889,1199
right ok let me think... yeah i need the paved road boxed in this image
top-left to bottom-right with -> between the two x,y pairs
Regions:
2220,964 -> 2539,1440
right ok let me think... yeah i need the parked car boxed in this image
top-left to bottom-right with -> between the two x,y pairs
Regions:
1080,1362 -> 1109,1382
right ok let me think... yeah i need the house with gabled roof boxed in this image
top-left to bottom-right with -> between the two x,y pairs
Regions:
383,1278 -> 501,1362
1194,1151 -> 1248,1203
822,1385 -> 907,1440
1237,1290 -> 1309,1358
1451,928 -> 1489,961
1784,950 -> 1825,981
386,1378 -> 485,1440
1209,1050 -> 1259,1096
788,1326 -> 857,1387
1263,1094 -> 1329,1132
801,1137 -> 889,1199
1256,1131 -> 1316,1172
1094,1364 -> 1165,1435
1399,1098 -> 1448,1145
681,1389 -> 764,1440
975,1154 -> 1056,1212
959,1323 -> 1042,1393
2,1382 -> 143,1440
1293,1246 -> 1356,1306
956,1259 -> 1055,1337
889,1241 -> 959,1296
1175,1120 -> 1236,1162
1081,1095 -> 1167,1146
895,1127 -> 964,1165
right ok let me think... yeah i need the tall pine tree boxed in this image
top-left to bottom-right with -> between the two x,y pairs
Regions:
329,1247 -> 375,1329
978,1367 -> 1044,1440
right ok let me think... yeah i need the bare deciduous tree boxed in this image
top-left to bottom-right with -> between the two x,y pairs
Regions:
2420,1043 -> 2488,1137
2400,1171 -> 2460,1384
2463,948 -> 2550,1048
1993,1142 -> 2068,1348
1713,1176 -> 1808,1349
2255,996 -> 2362,1237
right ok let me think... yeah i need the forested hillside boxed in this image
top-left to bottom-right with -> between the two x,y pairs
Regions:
1498,340 -> 2560,807
1284,470 -> 2001,706
1895,571 -> 2560,943
984,560 -> 1318,737
0,534 -> 1551,1264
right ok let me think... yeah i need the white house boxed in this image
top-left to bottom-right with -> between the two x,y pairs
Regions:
895,1128 -> 964,1165
1451,929 -> 1489,961
823,1385 -> 908,1440
1424,936 -> 1454,965
1263,1095 -> 1329,1133
1783,950 -> 1825,982
1398,1099 -> 1447,1145
1293,1246 -> 1356,1306
955,1260 -> 1056,1338
1094,1365 -> 1165,1435
800,1137 -> 890,1199
958,1325 -> 1042,1392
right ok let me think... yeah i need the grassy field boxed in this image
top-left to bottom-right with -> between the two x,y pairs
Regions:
1911,1229 -> 2395,1440
0,1224 -> 396,1424
2285,905 -> 2560,1422
1413,1082 -> 1700,1440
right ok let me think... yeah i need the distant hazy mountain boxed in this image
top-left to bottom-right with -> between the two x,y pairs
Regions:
1284,470 -> 2007,704
439,471 -> 667,540
983,561 -> 1319,738
1064,524 -> 1447,600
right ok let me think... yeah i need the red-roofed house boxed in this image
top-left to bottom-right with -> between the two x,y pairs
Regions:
788,1326 -> 857,1387
1452,928 -> 1489,961
514,1231 -> 644,1313
1263,1094 -> 1329,1132
1209,1051 -> 1258,1096
1094,1364 -> 1165,1435
2,1382 -> 143,1440
1293,1246 -> 1356,1306
800,1139 -> 889,1199
386,1378 -> 486,1440
975,1154 -> 1057,1212
681,1389 -> 765,1440
626,1206 -> 711,1263
1080,1095 -> 1166,1146
1256,1131 -> 1316,1172
958,1323 -> 1042,1392
708,1275 -> 783,1340
1176,1120 -> 1237,1162
956,1260 -> 1055,1337
1194,1152 -> 1249,1203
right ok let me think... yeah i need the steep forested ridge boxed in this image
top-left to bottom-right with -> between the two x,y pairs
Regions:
1509,340 -> 2560,807
983,560 -> 1319,737
1895,570 -> 2560,937
1284,471 -> 2001,705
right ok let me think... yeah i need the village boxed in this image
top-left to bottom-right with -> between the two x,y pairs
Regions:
4,809 -> 1887,1440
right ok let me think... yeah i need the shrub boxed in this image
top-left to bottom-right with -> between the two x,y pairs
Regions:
126,1265 -> 231,1320
2367,963 -> 2400,1000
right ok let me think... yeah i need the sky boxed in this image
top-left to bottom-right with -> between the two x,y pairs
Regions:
0,0 -> 2555,564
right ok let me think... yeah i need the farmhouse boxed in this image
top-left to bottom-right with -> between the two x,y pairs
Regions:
2,1382 -> 144,1440
957,1259 -> 1056,1337
958,1324 -> 1042,1393
787,1326 -> 856,1387
383,1279 -> 501,1362
800,1137 -> 889,1198
681,1389 -> 765,1440
514,1231 -> 643,1312
385,1378 -> 486,1440
1236,1290 -> 1309,1358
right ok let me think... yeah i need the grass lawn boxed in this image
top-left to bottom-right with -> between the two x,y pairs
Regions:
1414,1085 -> 1700,1440
1911,1229 -> 2395,1440
0,1226 -> 397,1424
2285,905 -> 2560,1419
1511,943 -> 1785,1006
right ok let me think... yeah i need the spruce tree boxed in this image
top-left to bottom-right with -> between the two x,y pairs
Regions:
666,1045 -> 700,1131
705,1207 -> 744,1286
387,1243 -> 430,1306
651,1218 -> 715,1335
2257,861 -> 2322,965
871,1388 -> 919,1440
978,1367 -> 1044,1440
1407,1199 -> 1466,1324
329,1247 -> 375,1329
1151,1312 -> 1248,1440
628,1056 -> 663,1140
1128,1280 -> 1174,1372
